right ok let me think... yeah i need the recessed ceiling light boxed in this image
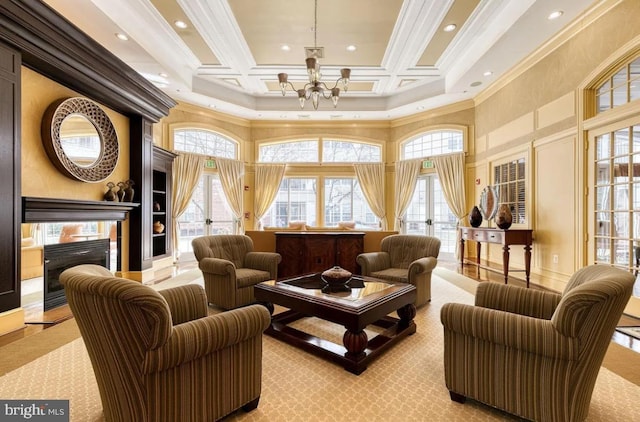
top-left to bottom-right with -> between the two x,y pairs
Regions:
443,24 -> 457,32
159,72 -> 168,78
174,20 -> 188,29
548,10 -> 563,20
346,45 -> 357,52
416,105 -> 425,110
281,45 -> 290,51
115,33 -> 129,41
483,71 -> 493,76
470,81 -> 482,87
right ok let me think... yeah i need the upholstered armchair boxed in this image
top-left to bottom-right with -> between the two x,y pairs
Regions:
356,234 -> 440,307
440,265 -> 635,422
192,234 -> 282,310
60,264 -> 271,422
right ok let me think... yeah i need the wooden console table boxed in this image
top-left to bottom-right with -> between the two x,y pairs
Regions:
459,227 -> 533,287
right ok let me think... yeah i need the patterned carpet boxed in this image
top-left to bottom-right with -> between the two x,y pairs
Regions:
1,272 -> 639,421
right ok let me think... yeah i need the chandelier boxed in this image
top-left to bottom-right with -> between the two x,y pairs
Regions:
277,0 -> 351,110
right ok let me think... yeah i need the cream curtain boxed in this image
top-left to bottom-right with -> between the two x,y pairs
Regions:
216,157 -> 245,234
254,164 -> 286,230
432,152 -> 467,258
171,153 -> 205,260
394,158 -> 422,231
354,163 -> 387,230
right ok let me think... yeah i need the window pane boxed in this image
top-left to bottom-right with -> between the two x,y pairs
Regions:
174,129 -> 237,158
323,178 -> 377,228
322,140 -> 381,162
493,159 -> 526,224
259,141 -> 318,162
597,90 -> 611,112
262,178 -> 317,227
401,130 -> 464,159
596,161 -> 611,185
596,186 -> 610,211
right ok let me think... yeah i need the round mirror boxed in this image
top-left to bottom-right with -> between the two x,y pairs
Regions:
59,114 -> 102,168
41,97 -> 119,182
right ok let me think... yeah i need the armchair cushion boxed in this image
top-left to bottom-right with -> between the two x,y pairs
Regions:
60,264 -> 270,422
192,235 -> 281,309
357,234 -> 440,307
441,264 -> 635,422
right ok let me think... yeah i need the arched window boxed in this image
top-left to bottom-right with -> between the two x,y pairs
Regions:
596,56 -> 640,113
401,129 -> 464,159
173,128 -> 238,158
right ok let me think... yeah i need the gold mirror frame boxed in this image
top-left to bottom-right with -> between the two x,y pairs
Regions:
42,97 -> 119,182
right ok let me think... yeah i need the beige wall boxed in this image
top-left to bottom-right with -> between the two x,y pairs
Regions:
21,67 -> 132,271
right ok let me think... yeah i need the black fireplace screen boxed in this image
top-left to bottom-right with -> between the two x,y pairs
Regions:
43,239 -> 110,311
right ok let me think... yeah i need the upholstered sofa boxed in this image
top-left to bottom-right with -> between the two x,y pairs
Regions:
440,264 -> 635,422
60,264 -> 271,422
21,224 -> 43,280
356,234 -> 440,307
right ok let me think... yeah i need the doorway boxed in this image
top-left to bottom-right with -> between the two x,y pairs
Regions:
176,174 -> 234,262
404,174 -> 457,260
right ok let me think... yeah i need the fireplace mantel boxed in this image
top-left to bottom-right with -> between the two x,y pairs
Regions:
22,196 -> 139,222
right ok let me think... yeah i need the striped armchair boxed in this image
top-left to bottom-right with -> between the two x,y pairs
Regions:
192,235 -> 282,310
60,264 -> 271,422
440,265 -> 635,422
356,234 -> 440,307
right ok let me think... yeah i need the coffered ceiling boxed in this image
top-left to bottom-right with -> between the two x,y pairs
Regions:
43,0 -> 598,120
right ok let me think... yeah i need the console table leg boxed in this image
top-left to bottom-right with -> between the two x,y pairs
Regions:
502,245 -> 510,284
524,244 -> 532,288
460,238 -> 465,267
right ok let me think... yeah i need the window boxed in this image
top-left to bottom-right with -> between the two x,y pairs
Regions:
258,139 -> 381,163
401,130 -> 464,159
594,125 -> 640,269
494,158 -> 526,224
323,140 -> 381,162
173,128 -> 237,158
596,57 -> 640,113
261,178 -> 317,227
324,178 -> 378,229
259,140 -> 319,162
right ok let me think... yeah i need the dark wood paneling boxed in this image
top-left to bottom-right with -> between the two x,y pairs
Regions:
0,41 -> 20,312
22,197 -> 138,222
151,146 -> 177,259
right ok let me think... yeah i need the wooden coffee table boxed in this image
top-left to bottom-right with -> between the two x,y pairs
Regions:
254,273 -> 417,374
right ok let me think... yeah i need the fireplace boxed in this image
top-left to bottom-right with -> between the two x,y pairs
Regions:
43,239 -> 110,310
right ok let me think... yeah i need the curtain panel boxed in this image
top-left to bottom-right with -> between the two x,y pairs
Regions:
254,164 -> 286,230
354,163 -> 387,230
216,157 -> 245,233
393,158 -> 422,231
171,153 -> 205,259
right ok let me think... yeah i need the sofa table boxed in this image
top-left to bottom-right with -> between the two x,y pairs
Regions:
459,227 -> 533,287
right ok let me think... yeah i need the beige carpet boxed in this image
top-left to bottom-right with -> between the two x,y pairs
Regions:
1,271 -> 639,421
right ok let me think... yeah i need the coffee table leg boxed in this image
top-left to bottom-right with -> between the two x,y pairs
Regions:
260,302 -> 274,315
397,303 -> 416,329
343,329 -> 368,358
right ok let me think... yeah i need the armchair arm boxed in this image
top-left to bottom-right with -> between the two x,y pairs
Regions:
198,257 -> 235,276
245,252 -> 282,278
408,256 -> 437,279
441,302 -> 577,360
143,304 -> 271,373
157,284 -> 208,325
475,282 -> 561,319
356,252 -> 391,275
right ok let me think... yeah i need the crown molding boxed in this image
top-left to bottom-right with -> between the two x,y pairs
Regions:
390,99 -> 475,127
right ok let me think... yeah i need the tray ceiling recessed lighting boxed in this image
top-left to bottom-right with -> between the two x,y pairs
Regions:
115,33 -> 129,41
281,45 -> 291,51
548,10 -> 563,20
174,20 -> 188,29
346,45 -> 357,52
443,24 -> 457,32
483,71 -> 493,76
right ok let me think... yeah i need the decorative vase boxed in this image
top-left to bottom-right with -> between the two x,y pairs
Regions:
153,221 -> 165,234
153,201 -> 161,211
116,181 -> 126,202
495,204 -> 513,230
122,179 -> 135,202
321,266 -> 352,286
103,182 -> 119,202
469,205 -> 483,228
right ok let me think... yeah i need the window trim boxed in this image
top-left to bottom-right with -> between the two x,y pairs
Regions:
398,125 -> 468,160
170,123 -> 240,159
256,136 -> 384,163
